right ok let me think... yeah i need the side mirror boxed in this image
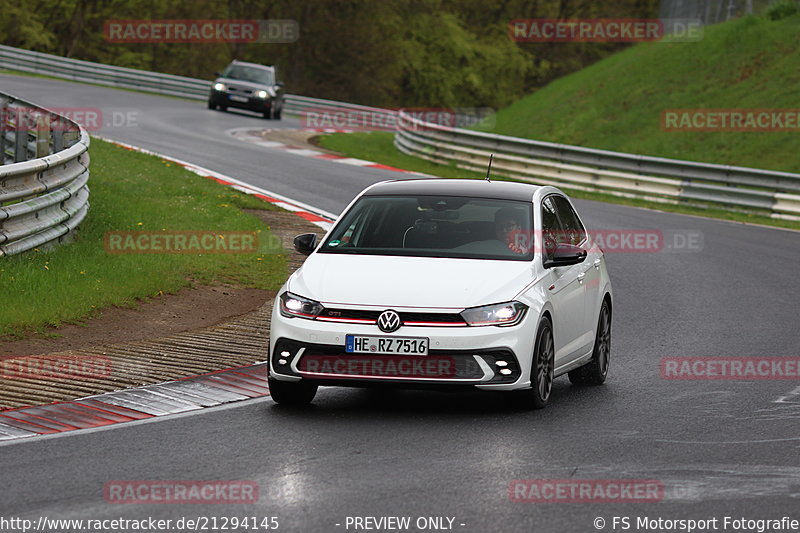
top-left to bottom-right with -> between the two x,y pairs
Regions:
293,233 -> 318,255
276,81 -> 284,87
543,243 -> 587,269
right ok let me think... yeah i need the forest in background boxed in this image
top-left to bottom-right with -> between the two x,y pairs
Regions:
1,0 -> 659,108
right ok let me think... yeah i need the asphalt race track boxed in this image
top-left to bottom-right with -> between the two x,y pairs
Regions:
2,74 -> 799,532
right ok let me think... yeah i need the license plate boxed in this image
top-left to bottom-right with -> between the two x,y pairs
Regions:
229,95 -> 248,102
345,335 -> 429,355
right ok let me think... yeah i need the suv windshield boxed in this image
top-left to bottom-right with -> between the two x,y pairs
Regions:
320,195 -> 534,260
221,64 -> 274,85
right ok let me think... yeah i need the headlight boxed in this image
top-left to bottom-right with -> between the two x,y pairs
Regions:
255,90 -> 269,99
461,301 -> 527,327
213,82 -> 226,91
280,292 -> 324,319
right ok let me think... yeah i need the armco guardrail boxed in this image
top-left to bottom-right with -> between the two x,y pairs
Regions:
0,45 -> 390,120
0,45 -> 209,100
282,94 -> 396,125
395,112 -> 800,220
0,91 -> 90,256
4,44 -> 799,219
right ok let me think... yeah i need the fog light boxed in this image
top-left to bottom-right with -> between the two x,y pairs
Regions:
279,359 -> 288,365
500,368 -> 512,375
496,360 -> 508,367
281,351 -> 291,357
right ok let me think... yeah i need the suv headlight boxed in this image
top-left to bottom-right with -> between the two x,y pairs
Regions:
461,301 -> 527,327
280,292 -> 324,319
213,82 -> 226,91
255,90 -> 269,99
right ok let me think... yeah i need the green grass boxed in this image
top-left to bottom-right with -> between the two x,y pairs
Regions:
316,131 -> 800,231
490,14 -> 800,173
316,132 -> 473,179
0,138 -> 287,338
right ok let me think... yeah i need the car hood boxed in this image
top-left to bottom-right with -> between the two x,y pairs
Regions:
289,253 -> 534,309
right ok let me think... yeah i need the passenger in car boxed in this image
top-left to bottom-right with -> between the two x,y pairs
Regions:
494,207 -> 529,254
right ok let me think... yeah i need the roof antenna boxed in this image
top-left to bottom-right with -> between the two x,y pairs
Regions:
485,154 -> 494,182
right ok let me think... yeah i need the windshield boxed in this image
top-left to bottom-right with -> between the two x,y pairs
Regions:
320,195 -> 534,260
221,64 -> 274,85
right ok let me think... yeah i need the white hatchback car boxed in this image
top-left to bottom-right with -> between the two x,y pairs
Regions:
269,179 -> 612,408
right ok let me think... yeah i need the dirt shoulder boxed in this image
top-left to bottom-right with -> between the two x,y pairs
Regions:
0,286 -> 273,359
0,209 -> 323,410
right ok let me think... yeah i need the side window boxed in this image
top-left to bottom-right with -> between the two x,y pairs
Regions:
551,196 -> 586,246
541,196 -> 562,259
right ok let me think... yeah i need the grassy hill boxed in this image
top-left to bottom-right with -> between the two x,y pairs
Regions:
317,9 -> 800,229
489,12 -> 800,173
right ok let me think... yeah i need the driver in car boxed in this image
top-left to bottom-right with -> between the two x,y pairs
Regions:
494,207 -> 530,254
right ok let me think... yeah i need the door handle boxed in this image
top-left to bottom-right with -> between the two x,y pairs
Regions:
577,272 -> 585,284
593,258 -> 601,270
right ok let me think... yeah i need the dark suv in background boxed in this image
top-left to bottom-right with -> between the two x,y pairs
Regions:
208,60 -> 285,119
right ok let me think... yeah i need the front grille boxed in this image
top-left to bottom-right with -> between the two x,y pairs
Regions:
401,311 -> 465,325
318,308 -> 467,327
228,86 -> 253,95
298,353 -> 485,380
271,339 -> 520,385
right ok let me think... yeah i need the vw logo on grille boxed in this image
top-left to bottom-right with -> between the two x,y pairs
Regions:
377,310 -> 402,333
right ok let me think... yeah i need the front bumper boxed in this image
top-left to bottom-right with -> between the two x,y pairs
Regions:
209,90 -> 272,111
269,302 -> 535,391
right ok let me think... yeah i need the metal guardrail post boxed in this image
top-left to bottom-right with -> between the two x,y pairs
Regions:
35,114 -> 50,158
52,116 -> 64,153
13,108 -> 27,163
63,128 -> 78,149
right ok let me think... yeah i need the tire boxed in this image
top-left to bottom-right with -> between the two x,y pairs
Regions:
569,300 -> 611,385
263,106 -> 273,120
274,106 -> 282,120
268,377 -> 317,405
513,317 -> 554,409
219,105 -> 227,112
207,100 -> 216,110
